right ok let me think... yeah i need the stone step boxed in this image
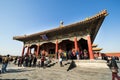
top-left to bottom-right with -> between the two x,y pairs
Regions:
75,60 -> 109,68
75,60 -> 107,63
46,60 -> 109,69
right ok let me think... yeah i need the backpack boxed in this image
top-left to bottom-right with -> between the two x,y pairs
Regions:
2,57 -> 8,63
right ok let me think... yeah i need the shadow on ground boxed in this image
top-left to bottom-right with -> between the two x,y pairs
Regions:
67,60 -> 76,71
6,68 -> 34,74
0,78 -> 28,80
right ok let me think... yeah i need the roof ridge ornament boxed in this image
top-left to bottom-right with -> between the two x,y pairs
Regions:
60,21 -> 64,27
84,9 -> 108,21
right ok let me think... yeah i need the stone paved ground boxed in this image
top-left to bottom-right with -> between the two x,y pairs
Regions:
0,60 -> 112,80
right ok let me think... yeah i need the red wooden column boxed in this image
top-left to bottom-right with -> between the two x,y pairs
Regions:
27,46 -> 30,56
55,39 -> 58,59
36,44 -> 40,57
74,37 -> 78,51
21,46 -> 25,57
87,35 -> 94,59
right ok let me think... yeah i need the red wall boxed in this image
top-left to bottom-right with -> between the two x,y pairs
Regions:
103,53 -> 120,57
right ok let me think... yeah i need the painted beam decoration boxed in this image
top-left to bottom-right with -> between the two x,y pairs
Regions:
40,34 -> 48,40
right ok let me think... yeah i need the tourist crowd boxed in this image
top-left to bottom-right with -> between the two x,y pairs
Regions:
13,48 -> 91,68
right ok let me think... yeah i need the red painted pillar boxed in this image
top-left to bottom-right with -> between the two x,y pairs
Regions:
22,46 -> 25,57
87,35 -> 94,59
74,37 -> 78,51
55,39 -> 58,59
27,46 -> 30,56
36,44 -> 40,57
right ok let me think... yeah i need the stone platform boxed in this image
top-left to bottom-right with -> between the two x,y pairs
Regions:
74,60 -> 109,68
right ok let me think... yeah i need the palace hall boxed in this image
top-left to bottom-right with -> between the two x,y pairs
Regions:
13,10 -> 108,59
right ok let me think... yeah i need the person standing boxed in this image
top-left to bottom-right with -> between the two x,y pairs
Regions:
1,54 -> 10,73
71,48 -> 77,60
76,50 -> 79,60
33,55 -> 37,67
58,49 -> 64,67
41,50 -> 46,67
28,54 -> 33,67
18,57 -> 22,67
83,49 -> 88,59
25,56 -> 29,67
14,56 -> 18,65
108,57 -> 120,80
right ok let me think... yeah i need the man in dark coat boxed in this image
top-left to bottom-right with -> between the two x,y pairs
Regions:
108,57 -> 120,80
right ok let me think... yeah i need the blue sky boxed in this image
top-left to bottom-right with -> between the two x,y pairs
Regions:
0,0 -> 120,56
